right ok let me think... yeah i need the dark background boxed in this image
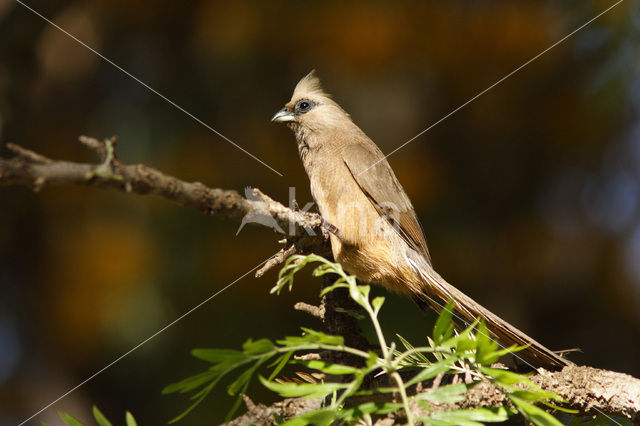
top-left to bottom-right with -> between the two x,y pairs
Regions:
1,1 -> 639,424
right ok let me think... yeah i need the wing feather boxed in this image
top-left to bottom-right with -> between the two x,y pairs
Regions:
341,143 -> 432,265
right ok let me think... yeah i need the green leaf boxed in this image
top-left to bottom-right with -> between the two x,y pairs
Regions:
242,338 -> 275,355
224,358 -> 267,423
228,364 -> 256,396
280,408 -> 336,426
273,254 -> 328,295
356,284 -> 371,301
268,352 -> 293,381
92,406 -> 113,426
319,282 -> 348,296
481,366 -> 532,386
176,348 -> 254,389
396,334 -> 431,365
354,387 -> 397,396
417,400 -> 431,412
542,401 -> 578,414
371,296 -> 385,315
474,320 -> 500,364
168,378 -> 221,424
424,406 -> 509,425
226,393 -> 247,423
168,392 -> 210,423
339,401 -> 403,420
334,307 -> 366,320
229,353 -> 271,395
510,395 -> 564,426
259,376 -> 348,399
451,321 -> 480,353
474,320 -> 528,364
58,412 -> 84,426
312,262 -> 345,278
295,359 -> 360,375
405,357 -> 456,387
341,277 -> 359,304
191,348 -> 247,363
510,389 -> 558,402
465,406 -> 509,422
396,334 -> 416,353
162,370 -> 216,394
125,412 -> 137,426
273,257 -> 303,294
365,350 -> 381,368
166,355 -> 252,421
420,414 -> 483,426
416,383 -> 467,403
433,300 -> 455,343
300,328 -> 345,345
225,355 -> 272,421
479,344 -> 523,365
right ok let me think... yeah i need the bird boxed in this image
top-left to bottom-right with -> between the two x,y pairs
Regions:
271,71 -> 571,370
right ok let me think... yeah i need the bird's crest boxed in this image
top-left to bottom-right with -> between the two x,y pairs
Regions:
292,70 -> 330,101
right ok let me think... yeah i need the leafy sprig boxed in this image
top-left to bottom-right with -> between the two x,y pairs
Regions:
47,406 -> 137,426
52,255 -> 632,426
164,254 -> 569,425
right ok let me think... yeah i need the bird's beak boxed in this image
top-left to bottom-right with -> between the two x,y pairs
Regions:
271,107 -> 296,123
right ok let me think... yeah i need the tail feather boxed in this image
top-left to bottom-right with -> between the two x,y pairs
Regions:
411,262 -> 572,370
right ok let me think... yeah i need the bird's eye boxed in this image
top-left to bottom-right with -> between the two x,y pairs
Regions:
297,101 -> 311,112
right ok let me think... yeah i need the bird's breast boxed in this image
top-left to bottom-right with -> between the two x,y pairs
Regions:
304,150 -> 420,295
309,161 -> 375,239
308,161 -> 386,253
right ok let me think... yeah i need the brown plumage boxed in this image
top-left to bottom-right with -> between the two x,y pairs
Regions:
272,71 -> 571,369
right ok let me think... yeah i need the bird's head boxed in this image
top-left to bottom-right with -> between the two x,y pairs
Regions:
271,70 -> 348,132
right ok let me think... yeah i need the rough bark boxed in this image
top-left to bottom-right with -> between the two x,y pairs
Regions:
0,136 -> 331,275
225,366 -> 640,424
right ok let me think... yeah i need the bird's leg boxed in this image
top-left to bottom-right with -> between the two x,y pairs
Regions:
321,218 -> 343,239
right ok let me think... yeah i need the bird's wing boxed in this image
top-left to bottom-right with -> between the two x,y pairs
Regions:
341,142 -> 431,264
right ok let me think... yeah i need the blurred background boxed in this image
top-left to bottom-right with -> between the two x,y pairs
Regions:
1,0 -> 639,424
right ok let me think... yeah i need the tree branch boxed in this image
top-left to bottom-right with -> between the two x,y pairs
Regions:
225,365 -> 640,424
0,136 -> 331,275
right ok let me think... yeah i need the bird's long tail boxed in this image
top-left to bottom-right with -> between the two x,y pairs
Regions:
408,260 -> 572,370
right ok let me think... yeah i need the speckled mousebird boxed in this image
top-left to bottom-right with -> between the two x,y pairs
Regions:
272,71 -> 571,369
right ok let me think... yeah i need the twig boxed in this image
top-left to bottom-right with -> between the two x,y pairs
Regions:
0,137 -> 329,253
255,234 -> 332,278
6,143 -> 54,164
294,302 -> 325,319
78,135 -> 108,160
